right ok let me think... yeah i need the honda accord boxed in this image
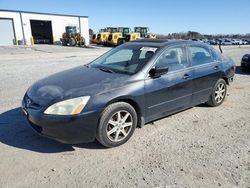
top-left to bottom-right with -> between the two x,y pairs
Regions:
22,39 -> 235,147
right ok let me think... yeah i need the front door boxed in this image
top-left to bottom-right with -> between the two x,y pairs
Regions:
144,45 -> 194,122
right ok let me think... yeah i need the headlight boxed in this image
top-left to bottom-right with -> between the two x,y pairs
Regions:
44,96 -> 90,115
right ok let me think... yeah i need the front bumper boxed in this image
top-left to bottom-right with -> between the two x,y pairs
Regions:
22,102 -> 101,144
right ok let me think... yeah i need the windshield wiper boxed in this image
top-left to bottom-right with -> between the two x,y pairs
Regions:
98,67 -> 115,73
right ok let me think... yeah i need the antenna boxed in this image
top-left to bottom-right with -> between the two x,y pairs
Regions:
219,41 -> 223,54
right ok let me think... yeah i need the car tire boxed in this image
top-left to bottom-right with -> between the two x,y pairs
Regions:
96,102 -> 137,148
207,79 -> 227,107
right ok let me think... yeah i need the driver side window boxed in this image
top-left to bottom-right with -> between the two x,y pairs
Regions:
155,46 -> 188,72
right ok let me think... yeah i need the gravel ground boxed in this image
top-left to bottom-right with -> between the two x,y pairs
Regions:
0,44 -> 249,188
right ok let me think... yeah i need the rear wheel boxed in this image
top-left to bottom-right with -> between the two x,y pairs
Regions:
96,102 -> 137,147
79,37 -> 85,47
207,79 -> 227,107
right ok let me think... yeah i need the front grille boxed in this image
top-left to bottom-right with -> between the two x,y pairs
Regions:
108,34 -> 112,41
24,95 -> 42,110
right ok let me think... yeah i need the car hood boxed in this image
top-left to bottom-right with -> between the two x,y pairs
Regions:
27,66 -> 129,106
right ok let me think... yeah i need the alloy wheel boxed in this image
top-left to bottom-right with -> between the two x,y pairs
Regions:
215,83 -> 226,103
106,110 -> 133,142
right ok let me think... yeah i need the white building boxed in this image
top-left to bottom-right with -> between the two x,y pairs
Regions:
0,9 -> 89,45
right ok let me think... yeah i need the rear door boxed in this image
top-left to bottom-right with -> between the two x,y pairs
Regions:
188,44 -> 222,105
144,44 -> 194,122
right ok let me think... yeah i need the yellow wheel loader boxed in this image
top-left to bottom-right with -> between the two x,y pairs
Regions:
107,27 -> 131,46
91,34 -> 97,44
96,27 -> 118,46
108,27 -> 141,46
91,29 -> 106,44
134,27 -> 157,39
108,27 -> 156,46
61,26 -> 85,47
124,31 -> 141,42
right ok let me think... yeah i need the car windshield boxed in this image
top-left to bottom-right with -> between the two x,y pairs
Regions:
89,44 -> 158,75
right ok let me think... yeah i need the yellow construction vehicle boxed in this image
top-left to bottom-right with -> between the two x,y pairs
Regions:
91,34 -> 97,44
107,27 -> 131,46
61,26 -> 85,47
91,29 -> 106,44
108,27 -> 142,46
134,27 -> 157,39
124,30 -> 141,42
96,27 -> 118,45
107,27 -> 156,46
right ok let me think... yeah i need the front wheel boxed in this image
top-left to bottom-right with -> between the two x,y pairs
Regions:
62,39 -> 67,46
96,102 -> 137,147
206,79 -> 227,107
69,38 -> 76,46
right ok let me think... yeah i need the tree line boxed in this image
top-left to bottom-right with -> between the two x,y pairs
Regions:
157,31 -> 250,39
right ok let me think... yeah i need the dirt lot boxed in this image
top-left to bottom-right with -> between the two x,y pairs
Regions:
0,44 -> 249,188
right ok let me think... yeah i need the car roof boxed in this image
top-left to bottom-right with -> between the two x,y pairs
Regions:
127,39 -> 207,48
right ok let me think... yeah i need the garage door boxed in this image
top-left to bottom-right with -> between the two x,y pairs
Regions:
30,20 -> 53,44
0,19 -> 15,45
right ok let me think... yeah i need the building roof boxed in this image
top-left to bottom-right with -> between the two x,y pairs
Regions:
0,9 -> 88,18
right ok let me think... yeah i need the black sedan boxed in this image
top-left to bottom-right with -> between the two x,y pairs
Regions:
241,54 -> 250,71
22,39 -> 235,147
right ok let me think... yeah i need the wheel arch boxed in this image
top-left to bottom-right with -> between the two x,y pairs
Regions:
103,96 -> 145,128
222,77 -> 229,85
220,70 -> 231,85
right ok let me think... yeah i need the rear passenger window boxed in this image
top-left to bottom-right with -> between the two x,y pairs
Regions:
190,46 -> 213,66
155,46 -> 188,72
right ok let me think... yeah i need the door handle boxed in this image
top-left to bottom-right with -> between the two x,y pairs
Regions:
183,74 -> 191,79
214,65 -> 219,70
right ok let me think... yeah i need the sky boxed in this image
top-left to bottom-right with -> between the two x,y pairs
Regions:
0,0 -> 250,35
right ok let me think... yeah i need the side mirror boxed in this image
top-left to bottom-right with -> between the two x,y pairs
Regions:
149,66 -> 169,78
